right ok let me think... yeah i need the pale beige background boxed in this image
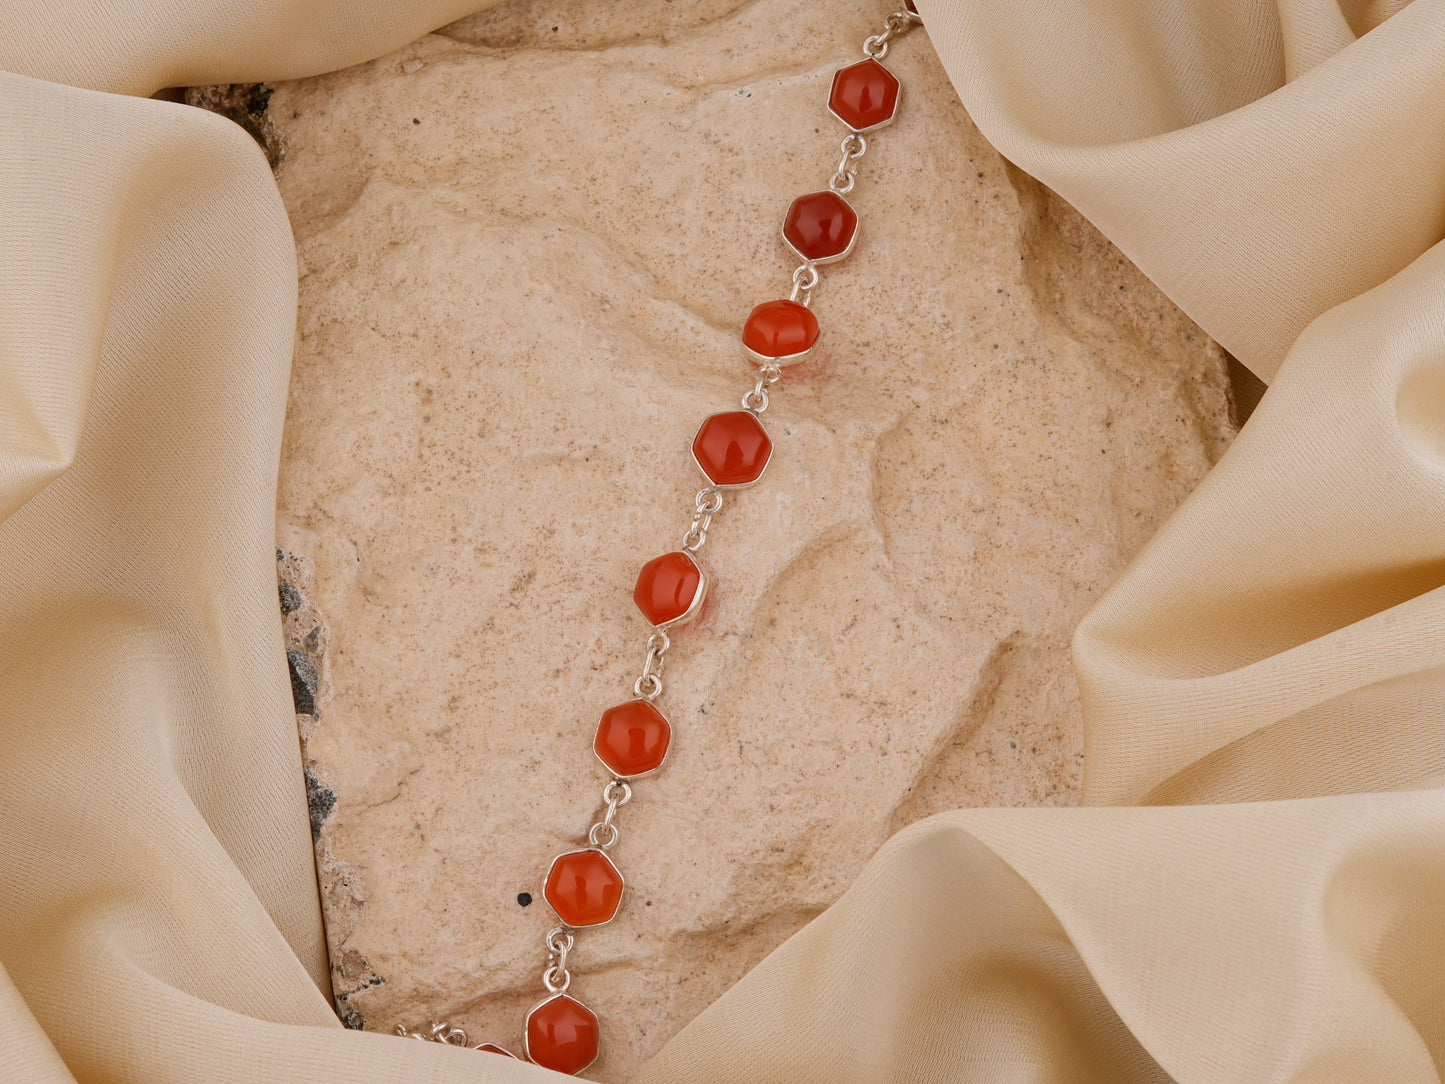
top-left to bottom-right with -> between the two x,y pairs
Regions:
0,0 -> 1441,1082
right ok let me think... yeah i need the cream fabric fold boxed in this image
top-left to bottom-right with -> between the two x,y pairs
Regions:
1,0 -> 1442,1081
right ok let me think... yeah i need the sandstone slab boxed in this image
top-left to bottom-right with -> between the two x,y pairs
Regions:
267,1 -> 1235,1078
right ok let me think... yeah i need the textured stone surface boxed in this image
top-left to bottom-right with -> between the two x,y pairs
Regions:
268,0 -> 1236,1078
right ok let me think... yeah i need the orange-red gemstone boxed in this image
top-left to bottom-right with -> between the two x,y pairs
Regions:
743,299 -> 819,361
692,411 -> 772,488
474,1044 -> 516,1057
829,59 -> 900,132
595,699 -> 672,778
634,551 -> 704,627
525,994 -> 600,1075
783,191 -> 857,262
544,848 -> 624,928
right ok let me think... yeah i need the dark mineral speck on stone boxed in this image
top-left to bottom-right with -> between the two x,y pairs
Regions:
287,647 -> 318,714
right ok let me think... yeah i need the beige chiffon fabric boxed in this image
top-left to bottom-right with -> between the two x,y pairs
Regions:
0,0 -> 1441,1080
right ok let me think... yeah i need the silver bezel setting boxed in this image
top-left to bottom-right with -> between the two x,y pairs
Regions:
593,698 -> 672,781
691,411 -> 774,490
827,58 -> 902,135
641,552 -> 707,630
781,190 -> 859,265
744,337 -> 816,366
522,993 -> 600,1074
543,847 -> 626,929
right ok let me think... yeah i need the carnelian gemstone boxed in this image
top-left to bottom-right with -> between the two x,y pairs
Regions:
692,411 -> 772,487
742,299 -> 819,361
782,191 -> 857,262
544,848 -> 624,928
474,1044 -> 516,1058
525,994 -> 600,1075
829,58 -> 900,132
634,551 -> 704,627
595,699 -> 672,778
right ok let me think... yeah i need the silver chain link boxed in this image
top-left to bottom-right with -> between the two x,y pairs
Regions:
395,1021 -> 469,1045
828,132 -> 868,195
542,926 -> 575,993
681,486 -> 724,553
586,779 -> 632,849
789,262 -> 821,306
741,364 -> 783,414
864,10 -> 915,59
632,628 -> 671,700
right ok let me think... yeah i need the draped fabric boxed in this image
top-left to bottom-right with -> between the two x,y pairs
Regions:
1,0 -> 1441,1080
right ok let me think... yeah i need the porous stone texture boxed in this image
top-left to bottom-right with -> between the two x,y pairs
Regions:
269,0 -> 1236,1077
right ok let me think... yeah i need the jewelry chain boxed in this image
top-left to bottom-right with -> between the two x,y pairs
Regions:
542,926 -> 575,994
402,7 -> 919,1067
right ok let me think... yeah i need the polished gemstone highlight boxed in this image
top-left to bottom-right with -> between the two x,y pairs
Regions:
742,299 -> 819,363
692,411 -> 772,488
525,994 -> 600,1075
595,699 -> 672,778
828,58 -> 900,132
634,550 -> 705,627
544,848 -> 624,928
782,190 -> 857,263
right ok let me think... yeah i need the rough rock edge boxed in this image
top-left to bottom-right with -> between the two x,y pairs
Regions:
277,547 -> 378,1029
186,83 -> 288,169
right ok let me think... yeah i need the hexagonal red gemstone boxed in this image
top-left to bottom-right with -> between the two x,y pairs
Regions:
829,58 -> 900,131
526,994 -> 599,1075
783,191 -> 857,262
743,299 -> 819,360
595,699 -> 671,778
634,551 -> 704,627
692,410 -> 772,487
544,848 -> 624,928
